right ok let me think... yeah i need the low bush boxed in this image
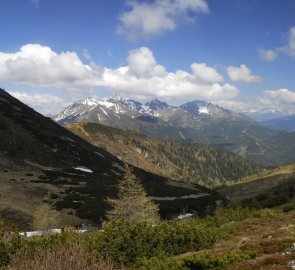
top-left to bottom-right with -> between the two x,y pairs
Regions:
182,251 -> 256,270
3,243 -> 123,270
0,221 -> 21,268
0,207 -> 266,269
90,218 -> 236,266
282,203 -> 295,212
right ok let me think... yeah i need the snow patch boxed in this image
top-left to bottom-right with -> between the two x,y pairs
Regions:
112,163 -> 124,171
111,169 -> 121,176
178,131 -> 186,140
199,107 -> 210,114
100,107 -> 111,119
177,213 -> 193,220
150,193 -> 209,201
95,152 -> 105,159
19,229 -> 87,237
74,167 -> 93,173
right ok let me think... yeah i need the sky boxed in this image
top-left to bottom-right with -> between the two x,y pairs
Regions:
0,0 -> 295,116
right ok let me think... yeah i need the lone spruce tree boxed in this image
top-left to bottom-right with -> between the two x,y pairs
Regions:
106,164 -> 160,223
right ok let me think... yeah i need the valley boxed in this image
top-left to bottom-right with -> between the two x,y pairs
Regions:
66,122 -> 263,188
0,89 -> 223,229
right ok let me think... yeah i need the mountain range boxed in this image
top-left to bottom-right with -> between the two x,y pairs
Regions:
53,96 -> 295,167
0,88 -> 223,228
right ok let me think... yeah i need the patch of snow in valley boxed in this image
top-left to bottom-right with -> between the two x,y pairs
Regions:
150,193 -> 210,201
111,169 -> 121,176
74,166 -> 93,173
112,163 -> 124,171
19,229 -> 87,237
24,160 -> 55,170
177,213 -> 193,220
95,152 -> 105,159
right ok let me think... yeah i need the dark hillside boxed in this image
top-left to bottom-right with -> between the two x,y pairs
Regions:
0,88 -> 223,228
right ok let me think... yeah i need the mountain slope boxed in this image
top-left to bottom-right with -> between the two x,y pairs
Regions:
0,88 -> 223,228
53,97 -> 295,167
262,114 -> 295,132
217,163 -> 295,207
66,122 -> 263,188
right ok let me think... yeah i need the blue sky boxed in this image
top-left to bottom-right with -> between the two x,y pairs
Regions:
0,0 -> 295,116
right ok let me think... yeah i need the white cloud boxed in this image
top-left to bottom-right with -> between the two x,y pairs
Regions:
226,64 -> 262,83
0,44 -> 102,98
99,47 -> 237,101
259,49 -> 278,62
231,89 -> 295,115
258,88 -> 295,106
127,47 -> 167,78
3,46 -> 293,115
117,0 -> 209,40
9,91 -> 68,114
280,26 -> 295,57
191,63 -> 223,84
0,44 -> 239,103
215,89 -> 295,115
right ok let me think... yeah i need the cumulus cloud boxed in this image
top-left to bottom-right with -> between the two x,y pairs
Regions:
127,47 -> 167,78
226,64 -> 262,83
280,26 -> 295,57
216,89 -> 295,115
234,89 -> 295,114
259,49 -> 277,62
3,46 -> 293,115
0,44 -> 102,98
117,0 -> 209,40
0,44 -> 239,104
191,63 -> 223,84
9,91 -> 68,114
258,88 -> 295,106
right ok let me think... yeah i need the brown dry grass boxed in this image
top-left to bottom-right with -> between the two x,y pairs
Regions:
179,209 -> 295,269
0,170 -> 82,229
3,244 -> 126,270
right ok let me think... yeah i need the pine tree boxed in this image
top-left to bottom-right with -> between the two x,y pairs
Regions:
106,164 -> 160,223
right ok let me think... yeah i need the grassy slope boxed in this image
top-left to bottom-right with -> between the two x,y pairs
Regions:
177,208 -> 295,269
217,163 -> 295,205
0,169 -> 81,230
66,122 -> 263,188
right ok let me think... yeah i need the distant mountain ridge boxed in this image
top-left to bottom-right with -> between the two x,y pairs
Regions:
262,115 -> 295,132
53,96 -> 295,167
53,96 -> 216,125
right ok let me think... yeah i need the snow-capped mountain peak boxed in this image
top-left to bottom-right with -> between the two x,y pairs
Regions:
180,100 -> 213,115
53,96 -> 234,126
145,99 -> 171,110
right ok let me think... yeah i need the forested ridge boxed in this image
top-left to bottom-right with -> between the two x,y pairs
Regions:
67,122 -> 263,188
